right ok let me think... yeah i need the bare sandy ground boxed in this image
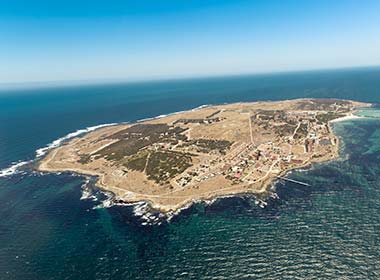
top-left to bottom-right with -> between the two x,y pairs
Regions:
37,98 -> 371,213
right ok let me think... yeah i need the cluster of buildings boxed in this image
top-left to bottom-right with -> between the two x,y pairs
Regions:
172,109 -> 337,189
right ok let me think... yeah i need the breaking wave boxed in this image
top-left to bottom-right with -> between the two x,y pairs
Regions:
35,123 -> 117,158
0,103 -> 211,180
0,160 -> 32,178
0,123 -> 116,178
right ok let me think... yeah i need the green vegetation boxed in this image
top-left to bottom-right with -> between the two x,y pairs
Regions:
174,118 -> 221,125
294,123 -> 308,139
124,151 -> 149,172
78,154 -> 91,164
274,124 -> 296,137
179,138 -> 232,154
145,151 -> 193,184
94,124 -> 187,161
296,99 -> 349,111
316,113 -> 345,124
206,110 -> 221,118
257,110 -> 286,121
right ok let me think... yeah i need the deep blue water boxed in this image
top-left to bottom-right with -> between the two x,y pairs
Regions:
1,68 -> 380,279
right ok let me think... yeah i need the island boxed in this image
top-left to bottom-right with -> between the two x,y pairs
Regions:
38,98 -> 369,213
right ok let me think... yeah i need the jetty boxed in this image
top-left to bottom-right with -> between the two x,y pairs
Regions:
276,176 -> 310,187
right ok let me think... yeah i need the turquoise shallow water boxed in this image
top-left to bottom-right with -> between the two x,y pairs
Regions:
357,107 -> 380,118
1,68 -> 380,279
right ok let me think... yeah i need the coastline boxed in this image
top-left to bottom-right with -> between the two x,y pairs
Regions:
127,111 -> 344,216
36,98 -> 370,215
329,114 -> 364,123
0,104 -> 214,179
1,98 -> 372,218
89,142 -> 340,218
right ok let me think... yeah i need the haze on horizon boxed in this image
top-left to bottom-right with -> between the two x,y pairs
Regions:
1,0 -> 380,84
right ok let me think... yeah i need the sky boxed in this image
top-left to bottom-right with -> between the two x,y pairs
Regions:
1,0 -> 380,84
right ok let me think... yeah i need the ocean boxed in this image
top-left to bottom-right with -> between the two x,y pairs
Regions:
1,67 -> 380,279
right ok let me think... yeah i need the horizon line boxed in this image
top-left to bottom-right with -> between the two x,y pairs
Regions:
1,64 -> 380,91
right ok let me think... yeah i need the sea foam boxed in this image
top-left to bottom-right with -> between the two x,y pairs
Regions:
0,123 -> 116,178
0,104 -> 211,179
35,123 -> 117,158
0,160 -> 32,178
